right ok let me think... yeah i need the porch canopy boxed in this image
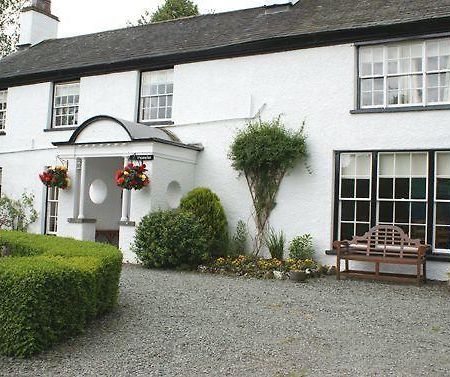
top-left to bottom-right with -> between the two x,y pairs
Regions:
52,115 -> 202,261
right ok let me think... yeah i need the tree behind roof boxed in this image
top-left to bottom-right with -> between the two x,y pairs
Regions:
0,0 -> 24,58
134,0 -> 199,25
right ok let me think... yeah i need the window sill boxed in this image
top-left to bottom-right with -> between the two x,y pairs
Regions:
350,104 -> 450,114
325,249 -> 450,262
139,120 -> 174,127
44,126 -> 78,132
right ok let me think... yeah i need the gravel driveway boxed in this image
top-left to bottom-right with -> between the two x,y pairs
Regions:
1,265 -> 449,377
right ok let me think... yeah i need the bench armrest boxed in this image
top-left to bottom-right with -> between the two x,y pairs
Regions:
333,240 -> 349,256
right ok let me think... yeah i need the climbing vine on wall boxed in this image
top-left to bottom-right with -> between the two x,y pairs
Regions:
228,117 -> 308,256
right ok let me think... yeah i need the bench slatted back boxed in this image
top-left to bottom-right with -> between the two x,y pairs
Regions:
348,225 -> 422,258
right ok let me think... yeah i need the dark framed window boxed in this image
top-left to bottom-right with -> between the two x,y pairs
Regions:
139,69 -> 173,122
52,81 -> 80,128
334,150 -> 449,254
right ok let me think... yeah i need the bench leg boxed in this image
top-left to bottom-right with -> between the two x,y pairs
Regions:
423,260 -> 427,283
375,262 -> 380,277
345,259 -> 349,272
417,263 -> 422,286
336,257 -> 341,280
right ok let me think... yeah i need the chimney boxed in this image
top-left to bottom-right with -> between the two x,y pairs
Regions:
18,0 -> 59,48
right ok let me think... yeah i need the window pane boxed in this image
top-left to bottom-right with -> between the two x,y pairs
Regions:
437,153 -> 450,176
379,201 -> 394,222
437,178 -> 450,200
356,223 -> 369,236
341,223 -> 354,241
395,178 -> 410,199
435,226 -> 450,249
341,179 -> 355,198
356,201 -> 370,222
395,154 -> 410,175
379,178 -> 393,199
411,202 -> 426,224
341,201 -> 355,221
395,202 -> 410,223
356,179 -> 370,198
341,154 -> 355,176
410,225 -> 426,242
411,178 -> 426,199
356,154 -> 371,176
436,202 -> 450,225
379,154 -> 394,175
411,153 -> 427,175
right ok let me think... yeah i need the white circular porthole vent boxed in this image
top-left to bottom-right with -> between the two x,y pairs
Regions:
89,179 -> 108,204
166,181 -> 182,209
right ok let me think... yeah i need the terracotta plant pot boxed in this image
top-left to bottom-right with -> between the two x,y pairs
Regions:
289,270 -> 307,282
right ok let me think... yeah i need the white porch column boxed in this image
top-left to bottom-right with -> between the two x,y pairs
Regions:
121,157 -> 131,222
78,157 -> 87,220
72,158 -> 81,219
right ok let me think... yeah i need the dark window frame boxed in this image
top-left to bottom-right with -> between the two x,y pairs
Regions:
50,79 -> 80,130
333,149 -> 450,254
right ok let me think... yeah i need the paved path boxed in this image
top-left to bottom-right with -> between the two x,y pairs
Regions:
1,265 -> 449,376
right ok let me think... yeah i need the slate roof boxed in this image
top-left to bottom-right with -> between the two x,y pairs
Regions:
1,0 -> 450,86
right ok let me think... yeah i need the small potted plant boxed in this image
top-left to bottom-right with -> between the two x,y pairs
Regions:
116,163 -> 150,190
39,166 -> 70,189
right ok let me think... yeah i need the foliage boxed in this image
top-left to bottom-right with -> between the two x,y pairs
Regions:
131,0 -> 199,25
133,210 -> 210,269
180,187 -> 228,257
288,234 -> 315,261
0,193 -> 38,231
0,0 -> 24,58
229,117 -> 308,255
0,231 -> 122,357
265,227 -> 285,260
116,162 -> 150,190
39,166 -> 70,189
230,220 -> 248,257
200,255 -> 324,279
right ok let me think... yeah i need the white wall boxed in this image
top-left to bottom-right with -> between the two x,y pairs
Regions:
1,42 -> 450,279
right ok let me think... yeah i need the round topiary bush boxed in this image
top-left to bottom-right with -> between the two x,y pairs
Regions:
0,231 -> 122,358
133,210 -> 210,268
179,187 -> 229,257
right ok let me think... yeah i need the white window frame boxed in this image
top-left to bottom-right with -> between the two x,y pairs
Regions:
0,89 -> 7,131
338,153 -> 372,240
376,152 -> 429,242
434,152 -> 450,254
45,185 -> 59,235
358,37 -> 450,109
139,69 -> 174,122
52,81 -> 80,128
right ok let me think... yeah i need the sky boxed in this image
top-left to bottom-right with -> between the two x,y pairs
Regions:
51,0 -> 268,38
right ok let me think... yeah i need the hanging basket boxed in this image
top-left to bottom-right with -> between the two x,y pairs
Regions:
39,166 -> 70,189
115,163 -> 150,190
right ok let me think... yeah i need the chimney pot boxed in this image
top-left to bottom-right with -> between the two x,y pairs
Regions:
31,0 -> 52,14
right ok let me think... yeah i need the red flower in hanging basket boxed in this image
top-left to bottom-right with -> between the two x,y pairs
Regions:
115,163 -> 150,190
39,166 -> 70,189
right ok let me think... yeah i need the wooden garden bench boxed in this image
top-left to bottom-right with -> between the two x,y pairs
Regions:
333,225 -> 429,285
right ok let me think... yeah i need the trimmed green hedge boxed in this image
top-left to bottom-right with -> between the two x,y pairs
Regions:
0,231 -> 122,358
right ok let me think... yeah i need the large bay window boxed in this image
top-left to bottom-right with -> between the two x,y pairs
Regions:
140,69 -> 173,122
53,81 -> 80,128
0,89 -> 7,131
358,37 -> 450,109
336,150 -> 450,254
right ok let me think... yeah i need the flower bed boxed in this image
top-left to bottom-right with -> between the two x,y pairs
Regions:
0,231 -> 122,358
198,255 -> 335,280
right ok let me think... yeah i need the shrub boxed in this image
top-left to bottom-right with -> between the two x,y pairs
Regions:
180,187 -> 228,257
289,234 -> 315,260
265,227 -> 285,260
230,220 -> 248,257
133,210 -> 210,268
228,117 -> 308,255
0,231 -> 122,358
0,193 -> 38,231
